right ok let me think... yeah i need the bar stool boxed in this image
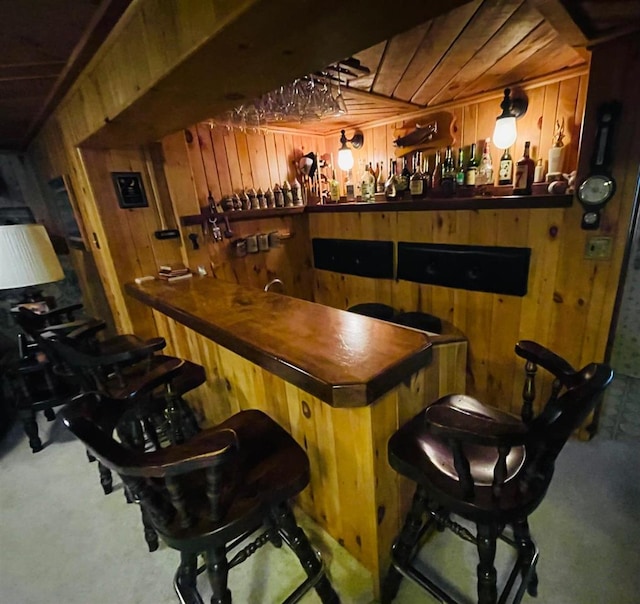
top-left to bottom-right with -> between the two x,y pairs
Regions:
382,341 -> 613,604
62,394 -> 341,604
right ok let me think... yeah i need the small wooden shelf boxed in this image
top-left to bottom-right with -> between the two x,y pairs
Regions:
180,194 -> 572,227
180,206 -> 305,227
306,193 -> 573,214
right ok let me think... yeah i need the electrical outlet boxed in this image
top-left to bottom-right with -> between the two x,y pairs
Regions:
585,236 -> 613,260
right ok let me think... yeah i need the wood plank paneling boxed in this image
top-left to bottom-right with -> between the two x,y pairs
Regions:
372,21 -> 431,98
161,123 -> 324,297
411,0 -> 525,106
311,73 -> 631,418
431,2 -> 544,105
391,1 -> 484,102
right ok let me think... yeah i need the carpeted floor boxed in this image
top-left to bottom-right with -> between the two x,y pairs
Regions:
1,404 -> 639,603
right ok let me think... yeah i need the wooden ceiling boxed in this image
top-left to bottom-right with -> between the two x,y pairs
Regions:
0,0 -> 132,151
1,0 -> 639,148
264,0 -> 640,135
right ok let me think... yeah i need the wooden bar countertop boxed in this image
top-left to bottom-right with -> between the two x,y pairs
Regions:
125,277 -> 434,408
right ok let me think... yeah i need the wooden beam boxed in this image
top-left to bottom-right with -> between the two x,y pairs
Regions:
530,0 -> 592,47
71,0 -> 476,148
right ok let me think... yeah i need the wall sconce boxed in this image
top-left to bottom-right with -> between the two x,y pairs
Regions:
337,129 -> 364,171
492,88 -> 528,149
0,224 -> 64,297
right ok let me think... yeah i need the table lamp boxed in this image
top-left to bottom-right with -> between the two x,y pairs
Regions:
0,224 -> 64,300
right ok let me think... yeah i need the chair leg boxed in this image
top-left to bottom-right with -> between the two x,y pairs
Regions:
271,501 -> 340,604
20,410 -> 43,453
205,545 -> 231,604
140,504 -> 159,552
97,461 -> 113,494
512,519 -> 538,597
476,523 -> 498,604
381,485 -> 429,604
174,552 -> 203,604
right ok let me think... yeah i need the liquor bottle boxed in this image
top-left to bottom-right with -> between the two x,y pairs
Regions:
345,171 -> 356,201
422,155 -> 431,191
432,150 -> 442,190
465,143 -> 478,187
498,148 -> 513,186
376,161 -> 385,193
369,162 -> 377,181
410,152 -> 425,199
397,157 -> 411,193
329,169 -> 340,201
513,141 -> 535,195
441,146 -> 456,196
361,162 -> 375,202
477,138 -> 494,186
456,148 -> 465,188
384,159 -> 397,200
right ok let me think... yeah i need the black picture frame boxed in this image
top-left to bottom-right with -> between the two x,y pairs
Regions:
111,171 -> 148,209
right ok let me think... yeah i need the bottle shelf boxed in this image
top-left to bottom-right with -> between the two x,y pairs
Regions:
180,191 -> 572,226
180,206 -> 305,227
306,186 -> 573,214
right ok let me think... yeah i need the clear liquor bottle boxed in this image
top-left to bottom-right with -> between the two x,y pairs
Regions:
376,161 -> 385,193
384,159 -> 398,200
477,138 -> 494,186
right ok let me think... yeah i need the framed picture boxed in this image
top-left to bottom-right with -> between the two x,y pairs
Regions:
111,171 -> 148,209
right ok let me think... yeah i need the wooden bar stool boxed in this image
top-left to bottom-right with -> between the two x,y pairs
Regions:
382,340 -> 613,604
62,395 -> 341,604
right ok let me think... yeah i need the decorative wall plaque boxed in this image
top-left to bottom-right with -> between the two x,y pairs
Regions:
112,172 -> 148,209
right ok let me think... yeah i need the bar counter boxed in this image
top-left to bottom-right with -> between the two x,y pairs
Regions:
125,276 -> 434,408
125,276 -> 467,594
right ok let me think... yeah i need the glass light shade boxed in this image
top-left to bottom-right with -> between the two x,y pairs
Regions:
0,224 -> 64,290
337,147 -> 354,171
492,116 -> 517,149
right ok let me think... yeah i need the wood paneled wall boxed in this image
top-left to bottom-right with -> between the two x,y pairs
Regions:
333,74 -> 588,193
162,124 -> 327,297
309,50 -> 640,423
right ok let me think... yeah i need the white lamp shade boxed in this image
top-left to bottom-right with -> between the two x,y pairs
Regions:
0,224 -> 64,290
337,147 -> 354,171
492,116 -> 517,149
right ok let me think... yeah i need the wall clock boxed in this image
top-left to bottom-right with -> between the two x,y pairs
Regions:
577,101 -> 621,230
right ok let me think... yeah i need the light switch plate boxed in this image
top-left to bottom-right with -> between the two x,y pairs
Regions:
585,236 -> 613,259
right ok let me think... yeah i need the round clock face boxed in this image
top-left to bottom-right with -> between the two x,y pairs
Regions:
577,174 -> 615,206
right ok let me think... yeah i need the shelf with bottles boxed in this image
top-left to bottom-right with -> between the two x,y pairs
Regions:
306,186 -> 573,214
180,205 -> 305,227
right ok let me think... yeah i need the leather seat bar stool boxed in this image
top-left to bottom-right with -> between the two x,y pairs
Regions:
381,340 -> 613,604
62,395 -> 340,604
